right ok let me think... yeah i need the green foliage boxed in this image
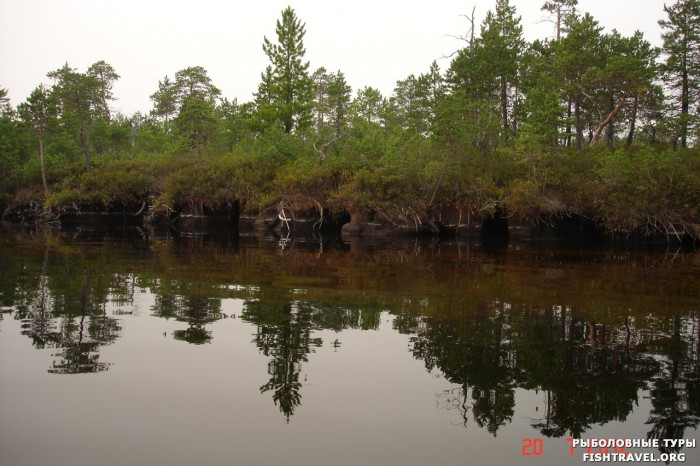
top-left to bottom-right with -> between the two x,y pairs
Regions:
150,76 -> 177,123
134,117 -> 184,154
47,61 -> 121,171
312,67 -> 352,143
52,157 -> 156,208
2,4 -> 699,241
87,60 -> 119,122
276,155 -> 346,201
219,98 -> 254,150
0,112 -> 30,207
597,147 -> 700,234
153,151 -> 277,212
158,158 -> 236,209
175,97 -> 218,155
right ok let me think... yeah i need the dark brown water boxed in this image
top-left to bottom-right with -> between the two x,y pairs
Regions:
0,228 -> 698,465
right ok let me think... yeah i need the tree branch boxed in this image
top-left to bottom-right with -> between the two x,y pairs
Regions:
591,84 -> 632,147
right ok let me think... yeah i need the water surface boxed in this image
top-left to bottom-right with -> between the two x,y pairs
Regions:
0,228 -> 698,465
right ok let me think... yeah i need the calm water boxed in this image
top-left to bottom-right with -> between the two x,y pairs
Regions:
0,228 -> 698,466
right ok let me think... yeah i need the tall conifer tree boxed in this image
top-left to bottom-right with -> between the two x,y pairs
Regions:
259,7 -> 313,134
659,0 -> 700,148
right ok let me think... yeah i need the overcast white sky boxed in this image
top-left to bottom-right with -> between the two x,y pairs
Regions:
1,0 -> 670,115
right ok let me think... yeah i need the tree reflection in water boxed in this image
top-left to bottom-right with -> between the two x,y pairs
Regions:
406,304 -> 699,441
242,300 -> 380,420
244,302 -> 315,420
11,245 -> 120,374
151,281 -> 225,345
1,229 -> 698,446
645,313 -> 700,454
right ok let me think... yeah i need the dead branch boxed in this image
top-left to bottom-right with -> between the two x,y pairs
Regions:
278,209 -> 291,231
442,7 -> 476,59
312,200 -> 324,232
313,132 -> 344,164
133,200 -> 146,216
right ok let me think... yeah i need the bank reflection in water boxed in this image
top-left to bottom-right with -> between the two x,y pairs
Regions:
413,306 -> 699,443
0,229 -> 698,446
10,242 -> 121,374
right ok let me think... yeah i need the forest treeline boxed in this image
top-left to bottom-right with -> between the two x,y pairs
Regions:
1,0 -> 699,239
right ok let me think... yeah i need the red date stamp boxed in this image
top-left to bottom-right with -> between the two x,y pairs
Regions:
521,438 -> 543,456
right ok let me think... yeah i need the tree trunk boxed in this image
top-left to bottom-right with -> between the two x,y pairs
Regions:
575,95 -> 582,150
468,7 -> 476,53
101,88 -> 111,123
556,8 -> 562,41
79,121 -> 90,172
591,87 -> 631,147
75,91 -> 91,172
512,86 -> 519,137
681,67 -> 689,148
38,136 -> 50,211
605,95 -> 615,149
565,97 -> 572,148
626,93 -> 638,147
501,77 -> 508,141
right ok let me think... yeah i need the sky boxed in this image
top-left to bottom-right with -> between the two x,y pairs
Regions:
1,0 -> 671,116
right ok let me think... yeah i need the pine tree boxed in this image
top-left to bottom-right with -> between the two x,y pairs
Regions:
326,71 -> 351,137
659,0 -> 700,148
588,31 -> 658,147
47,63 -> 100,171
259,7 -> 313,134
480,0 -> 524,141
444,0 -> 523,149
18,85 -> 53,204
254,65 -> 276,133
312,68 -> 351,138
150,76 -> 177,124
556,13 -> 604,149
351,87 -> 386,126
541,0 -> 578,40
518,40 -> 564,148
87,60 -> 119,123
171,66 -> 221,155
